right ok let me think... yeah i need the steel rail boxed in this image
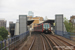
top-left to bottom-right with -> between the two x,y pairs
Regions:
51,35 -> 75,50
41,34 -> 60,50
45,34 -> 60,50
48,35 -> 68,50
41,34 -> 53,50
52,35 -> 75,46
29,38 -> 35,50
41,35 -> 46,50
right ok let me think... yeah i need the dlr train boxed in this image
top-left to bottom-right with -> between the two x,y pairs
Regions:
34,23 -> 51,34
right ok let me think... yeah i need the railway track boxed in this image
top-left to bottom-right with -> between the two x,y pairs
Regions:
47,34 -> 75,50
29,33 -> 62,50
54,35 -> 75,46
41,34 -> 60,50
29,34 -> 44,50
29,37 -> 35,50
51,35 -> 75,50
29,32 -> 75,50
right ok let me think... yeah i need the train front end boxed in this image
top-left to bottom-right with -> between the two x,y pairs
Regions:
43,23 -> 51,34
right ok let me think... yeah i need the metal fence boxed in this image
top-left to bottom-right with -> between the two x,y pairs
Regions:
55,30 -> 75,41
0,31 -> 29,50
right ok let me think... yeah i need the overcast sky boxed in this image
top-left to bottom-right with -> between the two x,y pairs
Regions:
0,0 -> 75,27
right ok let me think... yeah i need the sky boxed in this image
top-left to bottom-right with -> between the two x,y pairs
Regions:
0,0 -> 75,27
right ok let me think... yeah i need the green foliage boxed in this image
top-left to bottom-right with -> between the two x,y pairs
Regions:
0,35 -> 3,41
63,17 -> 68,22
64,17 -> 73,32
0,27 -> 8,39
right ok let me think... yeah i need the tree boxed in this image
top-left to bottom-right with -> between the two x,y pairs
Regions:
0,27 -> 8,39
64,17 -> 73,32
0,35 -> 3,41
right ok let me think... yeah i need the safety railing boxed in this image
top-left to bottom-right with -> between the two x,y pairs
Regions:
55,30 -> 75,41
0,31 -> 29,50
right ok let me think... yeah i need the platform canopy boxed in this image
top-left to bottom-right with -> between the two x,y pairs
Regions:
43,19 -> 55,25
27,20 -> 34,25
37,19 -> 55,26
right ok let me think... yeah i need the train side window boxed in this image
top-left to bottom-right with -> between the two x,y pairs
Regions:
43,24 -> 45,28
38,25 -> 40,29
39,25 -> 41,29
37,26 -> 38,29
41,25 -> 42,29
40,25 -> 41,29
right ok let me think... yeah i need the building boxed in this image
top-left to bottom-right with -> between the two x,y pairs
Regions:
14,20 -> 19,35
6,27 -> 9,31
32,16 -> 43,21
28,11 -> 34,17
9,22 -> 15,37
27,16 -> 33,20
19,15 -> 27,34
70,16 -> 75,32
70,16 -> 75,24
31,16 -> 44,28
9,21 -> 13,24
27,16 -> 44,29
0,19 -> 6,28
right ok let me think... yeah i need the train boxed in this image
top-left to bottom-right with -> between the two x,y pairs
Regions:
34,23 -> 51,34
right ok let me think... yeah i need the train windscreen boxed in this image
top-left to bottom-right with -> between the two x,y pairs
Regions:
43,23 -> 50,29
